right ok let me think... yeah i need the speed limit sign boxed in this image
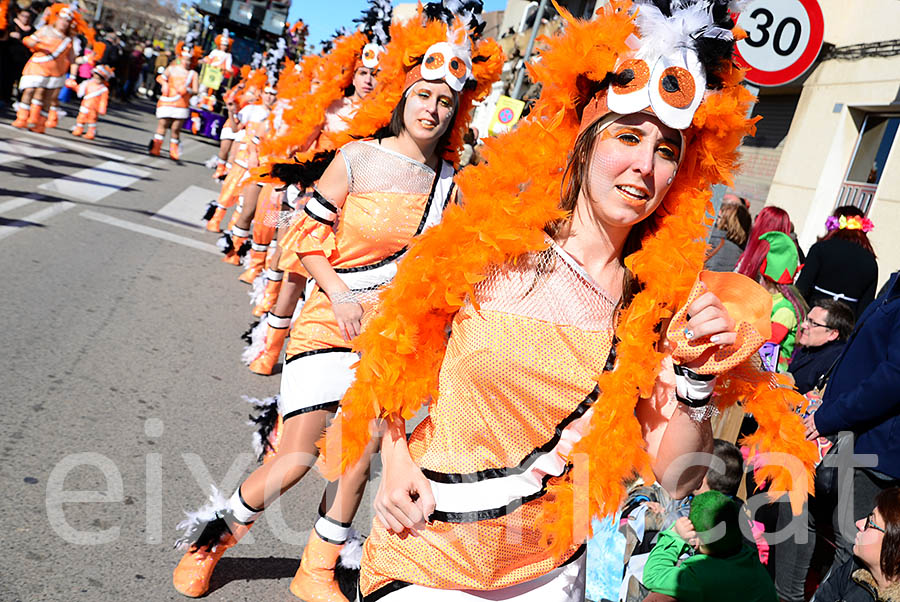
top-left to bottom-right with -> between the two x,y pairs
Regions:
735,0 -> 824,87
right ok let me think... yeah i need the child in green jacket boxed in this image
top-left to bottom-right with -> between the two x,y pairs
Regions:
643,491 -> 777,601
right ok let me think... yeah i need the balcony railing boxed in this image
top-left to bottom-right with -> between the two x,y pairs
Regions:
835,181 -> 878,214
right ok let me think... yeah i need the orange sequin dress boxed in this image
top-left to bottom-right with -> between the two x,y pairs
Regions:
360,243 -> 619,597
277,140 -> 456,418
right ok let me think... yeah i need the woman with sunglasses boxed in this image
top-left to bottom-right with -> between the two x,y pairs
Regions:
812,487 -> 900,601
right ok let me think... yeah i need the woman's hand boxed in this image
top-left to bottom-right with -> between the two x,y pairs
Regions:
803,414 -> 820,441
681,290 -> 736,369
332,301 -> 363,341
375,441 -> 436,534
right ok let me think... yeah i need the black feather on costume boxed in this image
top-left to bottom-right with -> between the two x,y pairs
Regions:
189,516 -> 232,552
236,239 -> 252,258
241,319 -> 260,344
248,396 -> 280,463
202,201 -> 217,222
266,150 -> 337,189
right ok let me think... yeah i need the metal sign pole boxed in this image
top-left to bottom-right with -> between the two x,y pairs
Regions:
511,0 -> 549,100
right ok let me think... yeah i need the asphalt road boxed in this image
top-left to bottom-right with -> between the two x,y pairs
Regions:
0,97 -> 377,601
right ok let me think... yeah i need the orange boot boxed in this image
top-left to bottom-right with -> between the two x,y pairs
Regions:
45,107 -> 59,129
83,126 -> 97,140
239,244 -> 267,284
149,134 -> 163,156
170,139 -> 181,161
205,205 -> 227,233
173,490 -> 258,598
289,530 -> 350,602
71,123 -> 85,137
213,159 -> 228,180
11,103 -> 30,128
27,102 -> 46,133
253,270 -> 284,317
248,314 -> 290,375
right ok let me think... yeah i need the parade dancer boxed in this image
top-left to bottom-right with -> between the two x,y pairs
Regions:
211,66 -> 252,181
172,8 -> 503,599
70,64 -> 111,139
197,29 -> 234,110
11,2 -> 92,133
203,68 -> 267,233
319,2 -> 819,599
242,30 -> 379,375
151,41 -> 199,161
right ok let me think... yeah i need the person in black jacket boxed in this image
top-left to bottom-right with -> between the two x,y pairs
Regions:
796,205 -> 878,317
788,298 -> 854,394
812,487 -> 900,602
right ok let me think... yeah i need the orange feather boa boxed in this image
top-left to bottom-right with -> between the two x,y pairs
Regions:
321,0 -> 816,555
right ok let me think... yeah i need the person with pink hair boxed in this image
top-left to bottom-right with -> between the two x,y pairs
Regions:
734,206 -> 792,279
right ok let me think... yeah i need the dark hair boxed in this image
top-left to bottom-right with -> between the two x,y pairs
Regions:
706,439 -> 744,497
547,118 -> 655,310
814,298 -> 855,340
371,86 -> 457,158
875,487 -> 900,581
822,205 -> 876,257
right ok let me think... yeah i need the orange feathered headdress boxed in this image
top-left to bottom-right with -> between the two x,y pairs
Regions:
46,3 -> 95,47
91,41 -> 106,63
322,0 -> 817,556
0,0 -> 9,32
214,31 -> 233,50
256,31 -> 368,166
323,8 -> 503,166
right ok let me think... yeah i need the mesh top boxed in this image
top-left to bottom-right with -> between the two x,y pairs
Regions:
342,140 -> 436,197
472,243 -> 618,332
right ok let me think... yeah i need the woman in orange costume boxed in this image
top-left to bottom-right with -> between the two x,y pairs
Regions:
11,3 -> 92,133
150,41 -> 198,161
172,10 -> 501,600
242,32 -> 382,374
198,28 -> 233,107
70,64 -> 111,140
318,1 -> 819,600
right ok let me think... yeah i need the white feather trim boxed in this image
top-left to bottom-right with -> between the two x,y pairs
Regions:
249,272 -> 267,306
241,319 -> 268,365
634,2 -> 715,62
204,154 -> 219,169
338,528 -> 364,570
174,486 -> 229,551
216,234 -> 230,252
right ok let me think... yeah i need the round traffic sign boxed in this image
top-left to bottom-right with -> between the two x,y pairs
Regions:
734,0 -> 824,87
497,107 -> 515,124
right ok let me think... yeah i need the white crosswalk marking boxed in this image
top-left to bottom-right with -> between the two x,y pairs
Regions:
152,185 -> 219,231
0,124 -> 126,160
0,201 -> 75,241
38,160 -> 151,203
0,138 -> 66,166
80,210 -> 220,254
0,194 -> 43,214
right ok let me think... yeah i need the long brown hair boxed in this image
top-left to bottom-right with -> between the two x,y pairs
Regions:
716,202 -> 752,248
545,118 -> 659,308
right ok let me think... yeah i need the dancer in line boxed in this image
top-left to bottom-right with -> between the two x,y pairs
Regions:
11,2 -> 92,133
70,64 -> 112,140
321,1 -> 817,599
172,8 -> 502,600
150,41 -> 199,161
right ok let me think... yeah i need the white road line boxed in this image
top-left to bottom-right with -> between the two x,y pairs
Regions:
0,201 -> 75,241
80,210 -> 220,255
38,161 -> 151,203
0,124 -> 126,161
0,137 -> 66,166
151,185 -> 219,231
0,194 -> 44,214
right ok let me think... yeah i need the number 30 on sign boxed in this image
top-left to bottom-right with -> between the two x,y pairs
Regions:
734,0 -> 824,87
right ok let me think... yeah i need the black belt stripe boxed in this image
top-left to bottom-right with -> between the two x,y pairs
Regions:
284,347 -> 354,365
283,401 -> 339,421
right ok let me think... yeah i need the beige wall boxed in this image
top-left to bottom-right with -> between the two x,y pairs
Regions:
763,0 -> 900,288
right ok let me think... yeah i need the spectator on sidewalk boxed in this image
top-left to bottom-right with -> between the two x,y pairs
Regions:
0,6 -> 35,106
788,299 -> 855,395
705,200 -> 751,273
812,487 -> 900,601
734,206 -> 792,280
797,205 -> 878,318
804,270 -> 900,570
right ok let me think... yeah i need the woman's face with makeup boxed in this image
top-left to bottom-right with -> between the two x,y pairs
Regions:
583,112 -> 682,228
